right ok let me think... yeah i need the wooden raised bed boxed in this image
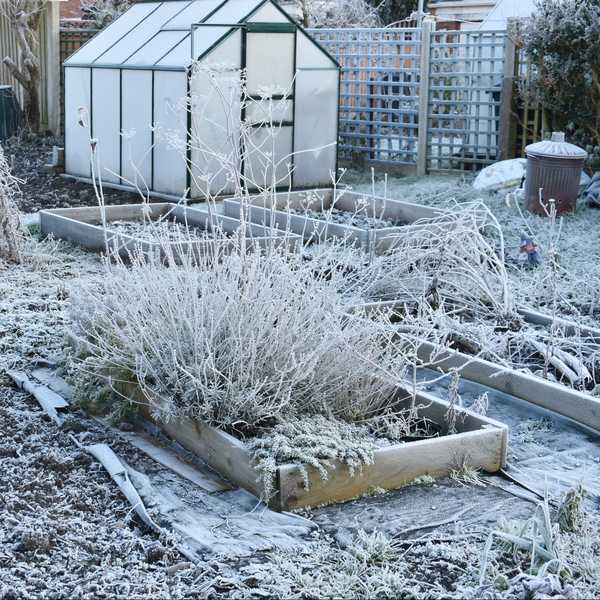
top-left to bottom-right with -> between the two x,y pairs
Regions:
350,300 -> 600,434
39,203 -> 301,260
222,188 -> 448,254
123,383 -> 507,511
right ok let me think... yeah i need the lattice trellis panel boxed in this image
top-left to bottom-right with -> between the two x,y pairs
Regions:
310,28 -> 422,165
427,30 -> 506,172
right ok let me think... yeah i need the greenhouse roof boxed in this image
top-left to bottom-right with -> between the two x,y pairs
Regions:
64,0 -> 289,70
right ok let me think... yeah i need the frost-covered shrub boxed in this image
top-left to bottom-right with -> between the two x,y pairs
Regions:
520,0 -> 600,167
367,203 -> 515,320
81,0 -> 131,28
292,0 -> 381,28
69,244 -> 406,435
247,415 -> 376,498
0,145 -> 22,263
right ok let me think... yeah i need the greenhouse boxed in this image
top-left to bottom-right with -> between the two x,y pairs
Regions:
63,0 -> 340,198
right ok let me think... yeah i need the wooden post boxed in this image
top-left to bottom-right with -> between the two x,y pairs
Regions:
45,1 -> 60,135
416,17 -> 434,177
498,20 -> 517,161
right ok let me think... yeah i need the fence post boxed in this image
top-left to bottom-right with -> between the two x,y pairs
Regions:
45,1 -> 61,135
498,20 -> 517,161
416,17 -> 434,176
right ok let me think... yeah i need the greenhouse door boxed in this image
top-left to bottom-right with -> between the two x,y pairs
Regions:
244,24 -> 296,189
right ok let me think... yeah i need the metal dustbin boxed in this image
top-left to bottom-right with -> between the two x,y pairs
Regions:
525,132 -> 587,216
0,85 -> 20,140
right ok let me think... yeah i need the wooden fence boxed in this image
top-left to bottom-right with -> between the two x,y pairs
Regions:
0,2 -> 60,134
312,21 -> 515,174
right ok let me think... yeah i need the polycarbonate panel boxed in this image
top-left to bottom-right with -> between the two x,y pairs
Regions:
293,69 -> 338,187
190,67 -> 242,197
246,32 -> 294,96
246,2 -> 289,22
91,69 -> 121,184
195,27 -> 241,65
125,30 -> 188,65
64,67 -> 91,177
205,0 -> 259,24
121,70 -> 153,189
64,3 -> 158,65
161,0 -> 223,29
245,98 -> 293,124
245,126 -> 293,189
156,33 -> 191,67
95,2 -> 189,65
296,30 -> 337,69
153,71 -> 188,195
192,25 -> 230,60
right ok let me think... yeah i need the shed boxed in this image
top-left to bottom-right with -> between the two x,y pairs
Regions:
63,0 -> 340,198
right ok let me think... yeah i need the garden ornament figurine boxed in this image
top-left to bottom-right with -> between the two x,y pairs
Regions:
520,235 -> 541,267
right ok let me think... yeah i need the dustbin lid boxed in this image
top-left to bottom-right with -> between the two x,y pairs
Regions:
526,132 -> 587,159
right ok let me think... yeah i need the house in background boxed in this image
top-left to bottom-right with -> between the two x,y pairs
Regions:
427,0 -> 536,30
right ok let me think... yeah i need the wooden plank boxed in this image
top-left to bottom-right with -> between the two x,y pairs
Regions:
278,427 -> 504,511
223,189 -> 446,254
416,18 -> 434,177
498,23 -> 516,161
517,307 -> 600,343
350,300 -> 600,343
151,418 -> 261,495
132,401 -> 264,499
416,340 -> 600,433
40,203 -> 301,258
123,380 -> 505,511
111,427 -> 231,493
223,200 -> 368,248
44,1 -> 61,135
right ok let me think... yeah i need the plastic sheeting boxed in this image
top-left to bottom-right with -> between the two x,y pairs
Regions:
190,32 -> 242,197
125,30 -> 189,66
296,29 -> 337,70
121,70 -> 153,189
247,2 -> 289,23
246,32 -> 295,96
293,69 -> 338,187
155,33 -> 191,68
64,3 -> 158,66
162,0 -> 223,30
204,0 -> 258,24
95,2 -> 189,66
64,67 -> 91,177
245,98 -> 294,125
153,70 -> 188,195
245,126 -> 293,189
91,68 -> 121,183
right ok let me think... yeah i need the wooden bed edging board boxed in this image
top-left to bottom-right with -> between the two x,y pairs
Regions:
347,300 -> 600,434
348,300 -> 600,343
415,340 -> 600,434
517,307 -> 600,343
123,384 -> 507,512
39,203 -> 302,260
221,189 -> 448,254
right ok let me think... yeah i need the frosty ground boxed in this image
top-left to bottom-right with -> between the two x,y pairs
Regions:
1,139 -> 600,599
